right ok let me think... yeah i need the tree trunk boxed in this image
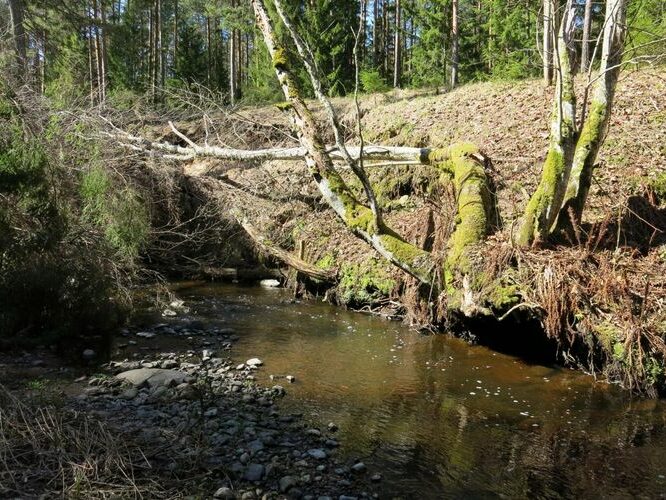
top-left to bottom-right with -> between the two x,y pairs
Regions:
543,0 -> 555,85
173,0 -> 178,74
451,0 -> 459,87
100,0 -> 108,101
206,16 -> 212,86
580,0 -> 593,73
240,221 -> 337,283
555,0 -> 628,229
393,0 -> 401,87
518,1 -> 577,246
7,0 -> 27,75
373,0 -> 379,68
229,21 -> 236,104
154,0 -> 162,95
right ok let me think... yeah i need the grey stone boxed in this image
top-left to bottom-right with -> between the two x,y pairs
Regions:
214,487 -> 236,499
136,331 -> 156,338
247,439 -> 264,454
243,463 -> 264,482
246,358 -> 263,367
307,449 -> 327,460
279,475 -> 297,493
371,473 -> 382,482
82,349 -> 96,361
121,387 -> 138,400
259,279 -> 280,288
351,462 -> 366,473
116,368 -> 186,388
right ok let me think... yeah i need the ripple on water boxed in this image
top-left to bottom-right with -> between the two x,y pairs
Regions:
150,282 -> 666,499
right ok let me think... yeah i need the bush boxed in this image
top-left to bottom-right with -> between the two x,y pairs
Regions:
360,69 -> 390,93
0,85 -> 137,357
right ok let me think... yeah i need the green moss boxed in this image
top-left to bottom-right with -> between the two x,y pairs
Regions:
517,147 -> 565,245
272,48 -> 288,71
348,206 -> 376,233
613,342 -> 626,361
446,152 -> 491,273
315,253 -> 337,270
275,101 -> 293,112
594,320 -> 622,353
488,284 -> 520,309
338,258 -> 396,306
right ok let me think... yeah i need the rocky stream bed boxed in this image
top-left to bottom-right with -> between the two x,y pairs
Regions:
2,317 -> 380,499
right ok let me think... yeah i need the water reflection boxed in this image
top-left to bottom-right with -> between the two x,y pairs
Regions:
154,282 -> 666,498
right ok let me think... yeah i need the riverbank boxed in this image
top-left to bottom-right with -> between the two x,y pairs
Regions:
5,283 -> 666,498
0,318 -> 380,499
144,68 -> 665,396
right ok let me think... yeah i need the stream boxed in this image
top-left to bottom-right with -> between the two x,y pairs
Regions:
132,282 -> 666,498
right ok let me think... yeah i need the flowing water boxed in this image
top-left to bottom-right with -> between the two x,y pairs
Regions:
140,282 -> 666,498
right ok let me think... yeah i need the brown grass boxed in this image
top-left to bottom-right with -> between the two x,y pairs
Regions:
0,385 -> 168,499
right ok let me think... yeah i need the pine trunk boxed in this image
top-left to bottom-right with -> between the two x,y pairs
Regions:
451,0 -> 459,87
393,0 -> 401,87
7,0 -> 27,75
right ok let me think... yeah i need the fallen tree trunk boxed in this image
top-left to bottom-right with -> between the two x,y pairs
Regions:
240,221 -> 337,283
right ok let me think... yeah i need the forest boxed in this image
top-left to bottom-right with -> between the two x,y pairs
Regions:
1,0 -> 666,498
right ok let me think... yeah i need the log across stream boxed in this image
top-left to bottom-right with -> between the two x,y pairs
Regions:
128,282 -> 666,498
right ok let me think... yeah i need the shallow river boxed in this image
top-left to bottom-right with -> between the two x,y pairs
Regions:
147,282 -> 666,498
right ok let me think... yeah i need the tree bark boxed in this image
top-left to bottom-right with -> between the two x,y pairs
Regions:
7,0 -> 27,75
451,0 -> 459,87
580,0 -> 593,73
393,0 -> 401,88
173,0 -> 178,75
518,0 -> 577,246
555,0 -> 628,229
240,221 -> 337,283
543,0 -> 555,85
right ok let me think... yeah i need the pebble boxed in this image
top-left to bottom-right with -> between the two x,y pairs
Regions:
351,462 -> 366,473
244,463 -> 265,481
307,449 -> 327,460
214,486 -> 235,499
246,358 -> 263,367
279,475 -> 297,493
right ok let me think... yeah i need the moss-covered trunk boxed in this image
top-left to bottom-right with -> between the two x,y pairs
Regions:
251,0 -> 501,292
517,3 -> 577,246
555,0 -> 628,230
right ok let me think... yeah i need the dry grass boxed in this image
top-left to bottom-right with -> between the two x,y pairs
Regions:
0,385 -> 168,499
